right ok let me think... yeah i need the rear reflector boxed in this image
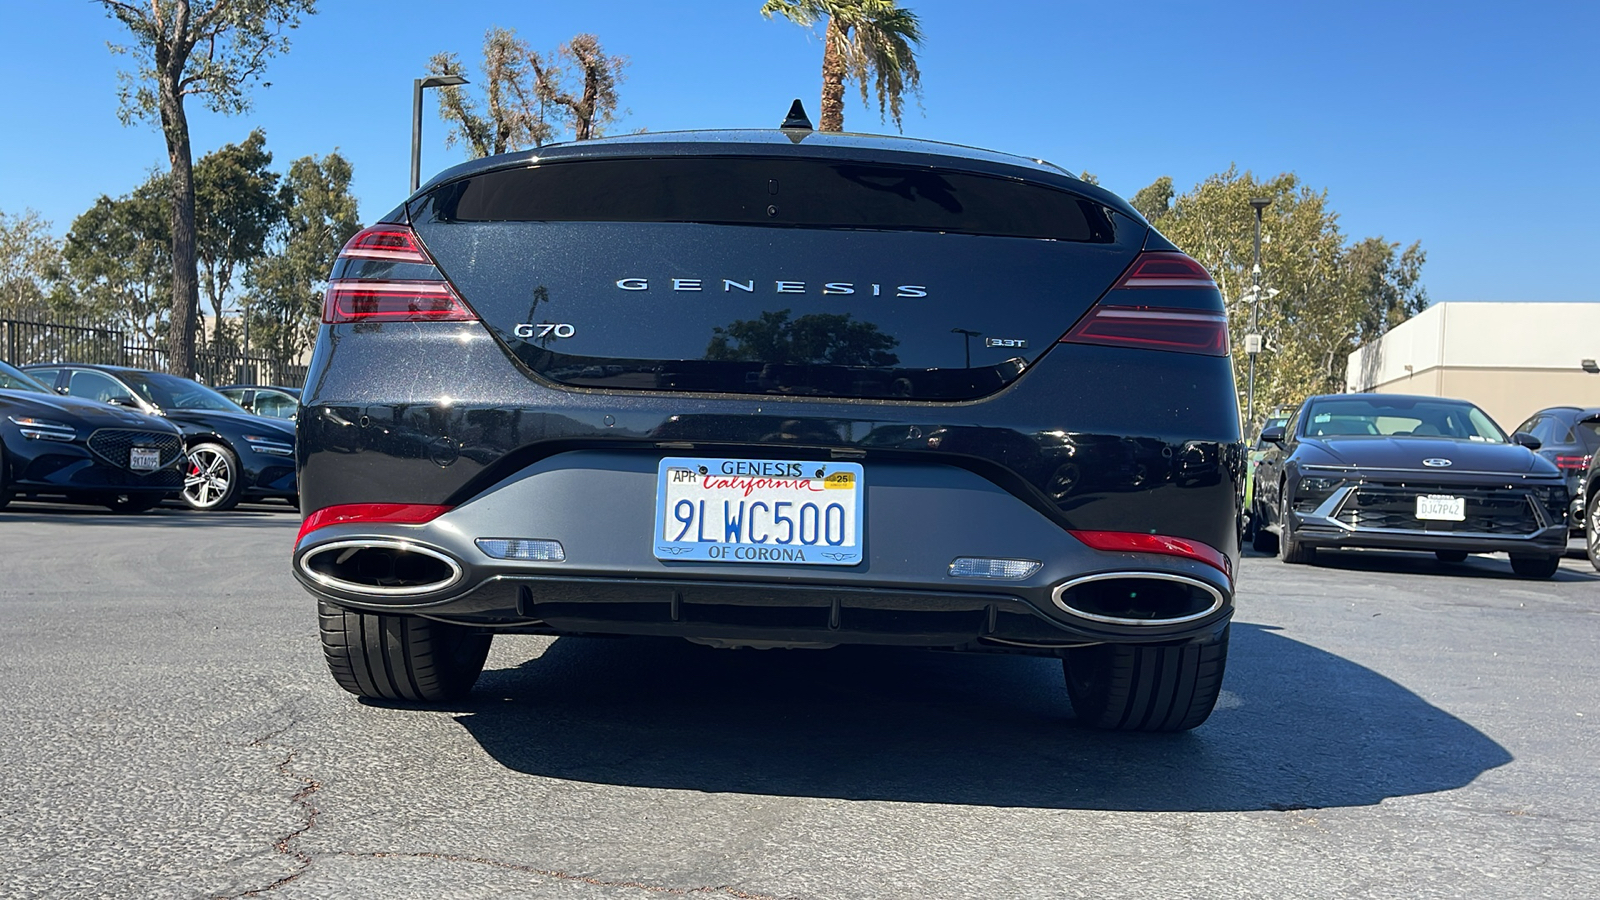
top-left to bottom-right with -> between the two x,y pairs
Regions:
1113,251 -> 1215,289
323,280 -> 475,323
949,557 -> 1043,579
1060,306 -> 1229,356
297,503 -> 453,545
340,224 -> 431,263
1070,530 -> 1230,578
477,538 -> 566,561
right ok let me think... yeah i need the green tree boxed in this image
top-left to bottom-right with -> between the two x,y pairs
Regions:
1137,168 -> 1427,429
0,209 -> 68,321
761,0 -> 923,133
63,178 -> 174,345
97,0 -> 316,377
246,152 -> 359,367
707,309 -> 900,366
194,129 -> 282,350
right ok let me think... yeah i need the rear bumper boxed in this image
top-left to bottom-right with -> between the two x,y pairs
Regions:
293,450 -> 1234,651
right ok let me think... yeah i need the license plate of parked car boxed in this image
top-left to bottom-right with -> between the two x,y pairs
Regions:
129,447 -> 160,472
653,457 -> 864,565
1416,494 -> 1465,521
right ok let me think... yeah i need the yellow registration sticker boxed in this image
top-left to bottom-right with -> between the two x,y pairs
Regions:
824,472 -> 856,490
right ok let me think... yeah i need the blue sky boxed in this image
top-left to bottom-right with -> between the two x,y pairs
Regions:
1,0 -> 1594,302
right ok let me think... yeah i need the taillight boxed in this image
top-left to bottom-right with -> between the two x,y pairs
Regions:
297,503 -> 453,545
1060,251 -> 1228,355
1061,306 -> 1229,356
1070,529 -> 1231,578
1112,252 -> 1216,289
323,224 -> 477,324
1555,454 -> 1591,472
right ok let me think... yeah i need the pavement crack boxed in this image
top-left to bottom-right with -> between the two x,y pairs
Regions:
214,725 -> 324,899
337,851 -> 797,899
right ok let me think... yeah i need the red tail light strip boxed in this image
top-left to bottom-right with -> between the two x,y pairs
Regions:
323,280 -> 476,324
1555,455 -> 1591,471
1113,251 -> 1216,289
340,225 -> 431,263
1060,306 -> 1230,356
1070,530 -> 1231,578
297,503 -> 454,545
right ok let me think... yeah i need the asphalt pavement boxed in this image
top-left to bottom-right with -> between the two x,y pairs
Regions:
1,500 -> 1597,899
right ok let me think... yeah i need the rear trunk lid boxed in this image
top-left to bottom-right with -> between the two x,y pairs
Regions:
409,153 -> 1145,401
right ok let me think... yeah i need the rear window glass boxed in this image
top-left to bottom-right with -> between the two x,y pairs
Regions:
1577,421 -> 1600,452
415,157 -> 1116,242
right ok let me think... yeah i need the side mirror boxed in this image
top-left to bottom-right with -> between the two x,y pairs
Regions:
1259,424 -> 1287,445
1512,431 -> 1542,450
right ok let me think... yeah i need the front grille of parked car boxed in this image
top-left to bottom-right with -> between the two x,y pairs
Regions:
1333,484 -> 1541,535
86,429 -> 186,472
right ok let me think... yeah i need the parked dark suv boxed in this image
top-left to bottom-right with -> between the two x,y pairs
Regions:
292,121 -> 1244,731
1512,406 -> 1600,532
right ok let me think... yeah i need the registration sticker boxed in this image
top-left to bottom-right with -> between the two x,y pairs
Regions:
129,447 -> 160,472
653,457 -> 864,565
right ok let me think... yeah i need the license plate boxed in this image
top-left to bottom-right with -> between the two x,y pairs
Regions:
129,447 -> 160,472
654,457 -> 864,565
1416,494 -> 1465,521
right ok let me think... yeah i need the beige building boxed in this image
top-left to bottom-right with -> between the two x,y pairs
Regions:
1345,301 -> 1600,430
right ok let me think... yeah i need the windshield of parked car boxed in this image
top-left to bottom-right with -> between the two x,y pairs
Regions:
120,370 -> 247,412
0,361 -> 51,393
1302,397 -> 1507,442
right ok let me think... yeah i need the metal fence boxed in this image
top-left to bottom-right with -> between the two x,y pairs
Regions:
1,317 -> 306,388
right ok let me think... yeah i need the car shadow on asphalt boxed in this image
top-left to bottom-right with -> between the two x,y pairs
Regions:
1243,545 -> 1600,581
0,499 -> 295,526
443,622 -> 1512,812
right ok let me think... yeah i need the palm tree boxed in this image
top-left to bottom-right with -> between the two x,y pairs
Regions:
761,0 -> 923,133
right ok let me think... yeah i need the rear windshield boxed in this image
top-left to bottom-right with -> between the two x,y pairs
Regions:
1302,397 -> 1506,442
414,157 -> 1117,243
1577,420 -> 1600,452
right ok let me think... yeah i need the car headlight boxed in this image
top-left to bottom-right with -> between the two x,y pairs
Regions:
1293,475 -> 1346,511
244,434 -> 294,457
7,416 -> 77,442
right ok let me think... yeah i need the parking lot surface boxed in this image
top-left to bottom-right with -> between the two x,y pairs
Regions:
2,502 -> 1597,899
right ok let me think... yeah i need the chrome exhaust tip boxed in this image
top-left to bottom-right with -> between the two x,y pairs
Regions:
1051,571 -> 1226,626
298,539 -> 463,596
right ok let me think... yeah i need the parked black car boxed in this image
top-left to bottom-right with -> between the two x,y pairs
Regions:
292,121 -> 1243,731
1511,406 -> 1600,532
0,360 -> 184,512
23,364 -> 297,511
218,385 -> 301,421
1251,393 -> 1567,577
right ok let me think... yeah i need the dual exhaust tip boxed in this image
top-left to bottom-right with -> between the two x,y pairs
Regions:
299,541 -> 1227,627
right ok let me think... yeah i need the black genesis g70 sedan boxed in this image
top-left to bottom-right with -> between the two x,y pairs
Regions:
24,364 -> 297,512
292,121 -> 1245,731
1250,393 -> 1567,577
1,360 -> 185,512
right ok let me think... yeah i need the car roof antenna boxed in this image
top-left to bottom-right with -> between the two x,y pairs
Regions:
781,99 -> 814,131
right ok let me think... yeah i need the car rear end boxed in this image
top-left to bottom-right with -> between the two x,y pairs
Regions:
293,131 -> 1243,731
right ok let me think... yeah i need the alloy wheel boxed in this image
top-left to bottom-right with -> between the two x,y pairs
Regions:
183,447 -> 233,509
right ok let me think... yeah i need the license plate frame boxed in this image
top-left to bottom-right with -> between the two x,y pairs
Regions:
1415,494 -> 1465,522
653,457 -> 864,566
129,447 -> 161,472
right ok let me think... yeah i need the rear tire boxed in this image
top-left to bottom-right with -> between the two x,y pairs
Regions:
1509,554 -> 1560,579
317,601 -> 492,701
1434,550 -> 1469,563
1063,626 -> 1229,732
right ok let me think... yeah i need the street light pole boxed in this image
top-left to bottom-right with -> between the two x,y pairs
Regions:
1246,197 -> 1272,428
411,74 -> 469,193
951,328 -> 982,368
